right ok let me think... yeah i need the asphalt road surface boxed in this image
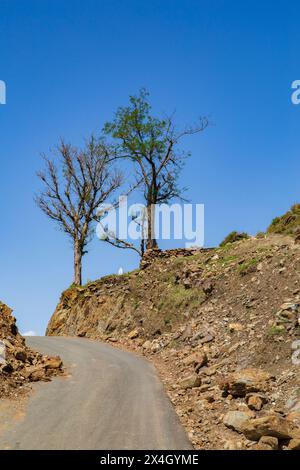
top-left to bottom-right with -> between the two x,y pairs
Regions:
0,336 -> 192,450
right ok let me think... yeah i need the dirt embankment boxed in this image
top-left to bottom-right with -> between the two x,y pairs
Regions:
0,302 -> 63,399
47,234 -> 300,450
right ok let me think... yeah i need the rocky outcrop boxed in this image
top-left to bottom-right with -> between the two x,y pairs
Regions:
219,368 -> 274,397
241,414 -> 300,441
139,247 -> 211,269
0,302 -> 63,398
267,203 -> 300,238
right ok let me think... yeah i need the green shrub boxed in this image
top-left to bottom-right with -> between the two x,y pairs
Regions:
238,258 -> 259,275
267,203 -> 300,235
220,231 -> 249,247
256,231 -> 265,239
266,326 -> 285,336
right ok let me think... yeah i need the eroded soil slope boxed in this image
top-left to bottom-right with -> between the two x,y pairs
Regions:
47,234 -> 300,450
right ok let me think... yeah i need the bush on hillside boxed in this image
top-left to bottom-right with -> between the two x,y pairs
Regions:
219,231 -> 249,247
267,204 -> 300,235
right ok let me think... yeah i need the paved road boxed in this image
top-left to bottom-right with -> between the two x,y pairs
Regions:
0,337 -> 192,450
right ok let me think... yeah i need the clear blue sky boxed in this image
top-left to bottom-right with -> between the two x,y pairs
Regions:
0,0 -> 299,334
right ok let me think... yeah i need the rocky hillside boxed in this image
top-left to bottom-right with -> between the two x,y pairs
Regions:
0,302 -> 63,398
47,234 -> 300,450
267,204 -> 300,241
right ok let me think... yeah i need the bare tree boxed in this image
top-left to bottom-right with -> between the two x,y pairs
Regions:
103,89 -> 209,250
98,203 -> 147,257
35,136 -> 122,285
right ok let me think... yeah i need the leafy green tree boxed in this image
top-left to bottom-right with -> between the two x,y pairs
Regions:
104,89 -> 208,250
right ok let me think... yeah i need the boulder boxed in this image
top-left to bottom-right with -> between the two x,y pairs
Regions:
142,340 -> 152,350
29,368 -> 48,382
286,411 -> 300,427
1,362 -> 13,373
286,388 -> 300,412
202,281 -> 214,295
288,439 -> 300,450
223,410 -> 254,433
179,373 -> 201,390
241,414 -> 300,441
246,393 -> 268,411
182,352 -> 207,369
248,395 -> 263,411
199,335 -> 214,345
220,368 -> 274,397
259,436 -> 279,450
77,330 -> 86,337
15,349 -> 27,362
43,356 -> 62,370
252,436 -> 278,450
229,323 -> 244,332
279,302 -> 299,312
151,341 -> 162,353
127,328 -> 139,339
223,439 -> 243,450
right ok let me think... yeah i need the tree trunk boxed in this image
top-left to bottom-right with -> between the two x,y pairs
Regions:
74,240 -> 82,286
146,203 -> 158,250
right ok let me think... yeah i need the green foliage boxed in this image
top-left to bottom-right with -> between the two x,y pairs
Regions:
267,203 -> 300,235
266,326 -> 285,336
220,255 -> 238,266
238,258 -> 259,275
104,89 -> 208,204
104,89 -> 170,162
220,231 -> 249,247
103,88 -> 184,204
68,283 -> 77,289
157,284 -> 204,314
256,231 -> 266,239
102,89 -> 208,251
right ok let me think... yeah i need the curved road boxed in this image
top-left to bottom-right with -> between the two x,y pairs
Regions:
0,337 -> 192,450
